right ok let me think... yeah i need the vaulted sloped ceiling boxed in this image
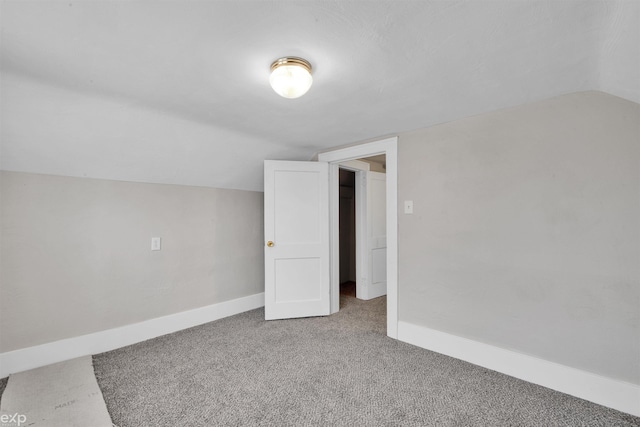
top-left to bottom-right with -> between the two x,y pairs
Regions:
1,1 -> 638,191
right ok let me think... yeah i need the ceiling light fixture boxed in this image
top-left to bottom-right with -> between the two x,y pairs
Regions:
269,57 -> 313,99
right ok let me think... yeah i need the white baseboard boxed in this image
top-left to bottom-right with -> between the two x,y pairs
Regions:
0,292 -> 265,378
397,321 -> 640,417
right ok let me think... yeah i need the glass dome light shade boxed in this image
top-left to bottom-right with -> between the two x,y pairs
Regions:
269,57 -> 313,99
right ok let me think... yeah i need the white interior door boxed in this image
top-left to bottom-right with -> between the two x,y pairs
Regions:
264,160 -> 330,320
365,171 -> 387,299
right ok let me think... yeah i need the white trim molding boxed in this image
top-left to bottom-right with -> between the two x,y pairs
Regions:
0,292 -> 265,378
318,137 -> 398,339
398,321 -> 640,417
338,159 -> 370,171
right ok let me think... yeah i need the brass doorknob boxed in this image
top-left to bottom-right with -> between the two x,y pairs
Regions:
267,241 -> 274,247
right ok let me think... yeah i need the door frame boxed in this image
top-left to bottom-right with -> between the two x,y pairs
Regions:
318,137 -> 398,339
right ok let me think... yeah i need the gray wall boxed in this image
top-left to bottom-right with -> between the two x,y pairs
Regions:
398,91 -> 639,384
0,172 -> 264,353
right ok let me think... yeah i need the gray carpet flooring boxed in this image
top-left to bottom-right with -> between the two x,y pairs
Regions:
93,295 -> 640,426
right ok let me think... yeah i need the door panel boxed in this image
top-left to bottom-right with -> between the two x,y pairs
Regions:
274,258 -> 322,302
371,247 -> 387,285
264,160 -> 330,320
274,171 -> 322,244
369,174 -> 387,237
366,171 -> 387,299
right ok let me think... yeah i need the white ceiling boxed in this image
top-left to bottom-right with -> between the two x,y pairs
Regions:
1,0 -> 638,191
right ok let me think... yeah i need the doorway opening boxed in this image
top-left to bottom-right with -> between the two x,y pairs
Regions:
338,155 -> 387,308
318,137 -> 398,339
339,168 -> 357,299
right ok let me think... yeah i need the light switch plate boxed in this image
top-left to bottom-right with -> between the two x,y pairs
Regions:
151,237 -> 162,251
404,200 -> 413,214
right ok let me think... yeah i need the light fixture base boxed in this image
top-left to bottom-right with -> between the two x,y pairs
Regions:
270,57 -> 312,74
